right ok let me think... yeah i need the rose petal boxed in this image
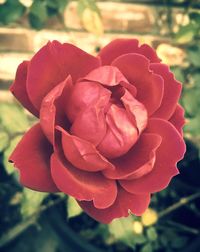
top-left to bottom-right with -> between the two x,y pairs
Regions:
70,92 -> 110,145
10,61 -> 39,117
97,104 -> 138,158
98,39 -> 160,65
103,133 -> 162,180
66,81 -> 111,122
150,63 -> 182,119
121,89 -> 148,134
78,186 -> 150,223
120,119 -> 186,194
9,124 -> 58,192
112,54 -> 164,116
83,66 -> 137,97
40,75 -> 73,144
27,41 -> 100,110
169,104 -> 185,136
51,153 -> 117,208
56,126 -> 114,172
40,76 -> 72,144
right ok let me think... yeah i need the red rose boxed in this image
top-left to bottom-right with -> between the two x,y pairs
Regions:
9,39 -> 186,223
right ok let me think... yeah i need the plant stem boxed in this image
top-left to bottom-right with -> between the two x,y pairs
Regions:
158,191 -> 200,218
0,196 -> 66,248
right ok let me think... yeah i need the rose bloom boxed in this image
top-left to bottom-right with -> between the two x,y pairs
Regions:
9,39 -> 186,223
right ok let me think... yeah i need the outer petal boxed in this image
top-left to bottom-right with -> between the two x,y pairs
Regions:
78,186 -> 150,223
150,63 -> 182,119
169,104 -> 185,136
10,61 -> 39,117
56,126 -> 114,172
27,41 -> 101,110
103,133 -> 162,180
120,119 -> 186,194
98,39 -> 160,65
9,124 -> 58,192
51,153 -> 117,209
112,54 -> 164,116
40,75 -> 73,144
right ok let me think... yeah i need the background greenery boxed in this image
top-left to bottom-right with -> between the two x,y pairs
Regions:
0,1 -> 200,252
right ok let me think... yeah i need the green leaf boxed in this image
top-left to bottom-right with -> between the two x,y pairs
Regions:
146,227 -> 157,241
109,216 -> 145,248
3,135 -> 23,174
175,23 -> 198,44
140,244 -> 153,252
189,11 -> 200,24
184,114 -> 200,136
0,131 -> 9,152
171,67 -> 185,84
21,188 -> 48,218
77,0 -> 103,36
29,0 -> 48,29
0,0 -> 26,25
0,103 -> 30,134
187,46 -> 200,67
67,196 -> 83,218
182,87 -> 200,117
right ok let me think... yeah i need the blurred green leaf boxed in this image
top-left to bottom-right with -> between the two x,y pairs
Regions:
3,135 -> 22,174
67,196 -> 83,218
189,11 -> 200,24
140,243 -> 153,252
175,23 -> 198,44
78,0 -> 103,36
46,0 -> 68,16
109,216 -> 146,248
171,67 -> 185,84
0,131 -> 9,152
146,227 -> 157,241
21,188 -> 48,218
0,0 -> 25,25
187,46 -> 200,67
0,103 -> 30,134
29,0 -> 48,29
182,87 -> 200,117
184,114 -> 200,136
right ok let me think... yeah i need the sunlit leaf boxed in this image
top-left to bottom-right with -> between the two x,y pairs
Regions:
3,135 -> 23,174
0,131 -> 9,152
109,216 -> 146,248
175,23 -> 198,44
21,188 -> 48,218
78,0 -> 103,36
67,196 -> 83,218
0,103 -> 30,134
29,0 -> 48,29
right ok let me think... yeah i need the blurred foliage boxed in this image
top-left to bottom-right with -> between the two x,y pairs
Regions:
67,196 -> 83,218
172,43 -> 200,156
1,1 -> 200,251
0,0 -> 102,34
